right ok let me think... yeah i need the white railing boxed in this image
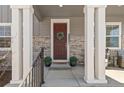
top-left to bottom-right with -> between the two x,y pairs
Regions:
19,48 -> 44,87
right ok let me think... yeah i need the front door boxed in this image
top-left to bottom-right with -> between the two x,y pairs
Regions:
53,23 -> 67,60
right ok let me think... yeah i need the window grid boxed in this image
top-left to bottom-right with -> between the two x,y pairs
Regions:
0,23 -> 11,50
106,22 -> 121,49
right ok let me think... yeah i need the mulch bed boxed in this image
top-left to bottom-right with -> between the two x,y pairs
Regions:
0,71 -> 11,87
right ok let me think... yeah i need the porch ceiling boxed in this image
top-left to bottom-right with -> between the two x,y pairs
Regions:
33,5 -> 124,21
33,5 -> 84,18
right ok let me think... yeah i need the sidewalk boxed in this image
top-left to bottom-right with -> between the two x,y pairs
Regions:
42,64 -> 124,87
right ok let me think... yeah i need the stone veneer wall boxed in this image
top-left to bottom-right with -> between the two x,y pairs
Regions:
33,36 -> 51,59
33,35 -> 84,64
122,35 -> 124,48
70,35 -> 84,63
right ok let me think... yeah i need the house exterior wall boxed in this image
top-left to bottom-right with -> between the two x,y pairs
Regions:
105,16 -> 124,66
1,5 -> 124,64
33,17 -> 84,63
0,5 -> 12,69
33,14 -> 41,60
33,16 -> 124,63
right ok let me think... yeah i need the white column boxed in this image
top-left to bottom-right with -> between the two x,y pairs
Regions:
94,6 -> 107,83
23,6 -> 34,78
84,6 -> 95,83
10,6 -> 23,83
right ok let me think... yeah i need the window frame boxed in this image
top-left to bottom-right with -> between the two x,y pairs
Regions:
106,22 -> 122,49
0,23 -> 11,51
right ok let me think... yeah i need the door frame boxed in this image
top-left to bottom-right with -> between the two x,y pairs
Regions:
51,19 -> 70,62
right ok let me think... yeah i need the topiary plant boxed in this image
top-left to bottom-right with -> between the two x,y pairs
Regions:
44,56 -> 52,67
69,56 -> 78,67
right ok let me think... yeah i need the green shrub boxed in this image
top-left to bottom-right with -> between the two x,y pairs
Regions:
0,60 -> 2,63
69,56 -> 78,67
0,59 -> 5,63
44,56 -> 52,67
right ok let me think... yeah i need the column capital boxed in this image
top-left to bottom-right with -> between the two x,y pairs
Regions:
84,5 -> 107,8
84,5 -> 106,14
93,5 -> 106,8
83,5 -> 95,15
11,5 -> 32,9
11,5 -> 34,14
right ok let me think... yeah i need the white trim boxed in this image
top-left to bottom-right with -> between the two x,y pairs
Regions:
51,19 -> 70,62
0,36 -> 11,38
106,22 -> 122,49
0,48 -> 11,51
0,23 -> 11,26
53,60 -> 68,62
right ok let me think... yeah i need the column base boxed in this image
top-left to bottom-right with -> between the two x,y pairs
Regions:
4,80 -> 23,87
10,80 -> 23,84
84,76 -> 107,84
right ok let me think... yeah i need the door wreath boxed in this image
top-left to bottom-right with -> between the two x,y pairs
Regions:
56,32 -> 64,40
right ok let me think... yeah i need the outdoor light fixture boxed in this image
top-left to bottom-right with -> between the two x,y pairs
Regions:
59,5 -> 63,7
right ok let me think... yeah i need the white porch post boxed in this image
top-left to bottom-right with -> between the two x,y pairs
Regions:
94,6 -> 107,83
84,6 -> 95,83
10,6 -> 23,83
23,6 -> 34,78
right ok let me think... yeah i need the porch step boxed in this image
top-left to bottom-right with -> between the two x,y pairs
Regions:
50,63 -> 71,70
52,61 -> 68,64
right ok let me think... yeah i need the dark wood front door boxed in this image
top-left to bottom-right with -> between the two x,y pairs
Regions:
53,23 -> 67,60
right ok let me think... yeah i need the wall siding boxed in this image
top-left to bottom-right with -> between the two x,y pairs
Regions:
0,5 -> 11,23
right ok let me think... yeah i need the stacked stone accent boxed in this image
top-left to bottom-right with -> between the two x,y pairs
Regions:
33,36 -> 51,59
122,35 -> 124,48
106,49 -> 118,67
70,35 -> 84,64
33,35 -> 85,64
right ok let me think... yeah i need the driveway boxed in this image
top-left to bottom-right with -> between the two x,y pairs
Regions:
106,67 -> 124,83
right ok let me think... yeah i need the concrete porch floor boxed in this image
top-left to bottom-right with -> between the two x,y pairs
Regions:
42,64 -> 124,87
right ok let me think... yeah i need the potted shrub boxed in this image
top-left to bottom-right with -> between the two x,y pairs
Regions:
69,56 -> 78,67
44,56 -> 52,67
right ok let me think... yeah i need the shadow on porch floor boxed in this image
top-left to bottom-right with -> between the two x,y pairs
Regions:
42,64 -> 124,87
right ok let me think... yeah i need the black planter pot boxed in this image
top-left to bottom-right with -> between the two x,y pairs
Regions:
69,56 -> 78,67
44,56 -> 52,67
69,62 -> 77,67
45,63 -> 51,67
